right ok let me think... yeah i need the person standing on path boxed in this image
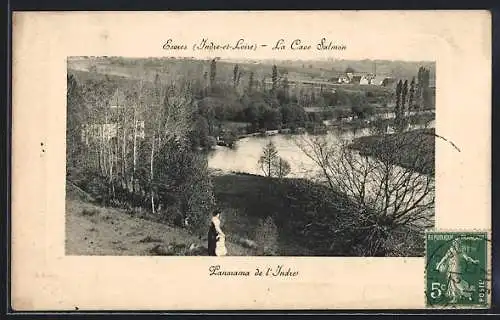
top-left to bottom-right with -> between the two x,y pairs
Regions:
208,209 -> 225,256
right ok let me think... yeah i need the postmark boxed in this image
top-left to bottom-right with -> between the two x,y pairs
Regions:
425,231 -> 489,308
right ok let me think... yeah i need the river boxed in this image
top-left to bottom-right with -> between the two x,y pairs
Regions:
208,121 -> 435,179
208,121 -> 436,229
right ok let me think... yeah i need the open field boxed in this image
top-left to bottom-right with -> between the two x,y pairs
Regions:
69,56 -> 435,82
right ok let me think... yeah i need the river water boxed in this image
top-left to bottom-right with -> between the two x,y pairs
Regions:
208,121 -> 436,229
208,121 -> 435,179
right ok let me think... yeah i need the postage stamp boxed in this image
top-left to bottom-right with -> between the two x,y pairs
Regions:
425,231 -> 489,308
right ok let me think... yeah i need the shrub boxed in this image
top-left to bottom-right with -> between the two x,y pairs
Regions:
139,236 -> 163,243
255,216 -> 279,255
81,208 -> 100,216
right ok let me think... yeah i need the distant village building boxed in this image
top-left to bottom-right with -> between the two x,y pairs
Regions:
265,129 -> 279,136
359,77 -> 370,85
350,75 -> 362,84
80,89 -> 146,146
303,107 -> 324,113
429,79 -> 436,89
368,75 -> 386,86
337,75 -> 350,84
360,74 -> 376,85
81,120 -> 145,146
303,107 -> 325,122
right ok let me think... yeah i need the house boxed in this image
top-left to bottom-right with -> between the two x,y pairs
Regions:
350,75 -> 362,84
265,129 -> 279,136
359,77 -> 370,85
303,107 -> 324,113
81,123 -> 118,144
429,79 -> 436,89
369,75 -> 388,86
109,88 -> 126,109
80,88 -> 147,145
360,74 -> 375,85
81,120 -> 145,145
337,75 -> 350,84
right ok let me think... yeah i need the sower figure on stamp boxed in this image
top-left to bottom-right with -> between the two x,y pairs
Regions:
435,238 -> 479,303
208,209 -> 227,256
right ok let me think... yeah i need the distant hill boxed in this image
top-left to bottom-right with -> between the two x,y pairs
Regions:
67,57 -> 435,86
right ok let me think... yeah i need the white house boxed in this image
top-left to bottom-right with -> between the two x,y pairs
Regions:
337,75 -> 350,84
361,73 -> 376,85
369,76 -> 386,85
81,120 -> 145,145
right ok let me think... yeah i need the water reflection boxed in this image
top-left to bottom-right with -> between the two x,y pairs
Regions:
208,121 -> 435,178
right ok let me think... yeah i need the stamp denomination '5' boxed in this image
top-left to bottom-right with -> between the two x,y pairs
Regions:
426,232 -> 488,308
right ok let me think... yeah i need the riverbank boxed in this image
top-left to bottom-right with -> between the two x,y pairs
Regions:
66,171 -> 426,257
218,111 -> 435,146
350,128 -> 435,175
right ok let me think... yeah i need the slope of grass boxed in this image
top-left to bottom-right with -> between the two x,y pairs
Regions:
350,129 -> 435,175
65,193 -> 255,256
66,170 -> 426,257
212,173 -> 424,256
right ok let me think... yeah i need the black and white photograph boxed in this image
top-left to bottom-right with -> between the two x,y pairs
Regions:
12,10 -> 492,311
65,56 -> 436,257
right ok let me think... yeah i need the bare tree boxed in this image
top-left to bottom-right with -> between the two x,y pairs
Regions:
258,140 -> 279,177
295,132 -> 435,255
146,80 -> 193,214
275,157 -> 291,179
257,140 -> 291,178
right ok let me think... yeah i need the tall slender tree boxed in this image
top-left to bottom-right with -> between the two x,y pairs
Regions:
248,71 -> 254,93
423,68 -> 431,110
282,76 -> 290,103
209,58 -> 217,90
236,71 -> 242,86
409,77 -> 416,114
233,64 -> 239,88
395,80 -> 403,124
416,66 -> 432,111
401,80 -> 408,115
66,74 -> 85,171
271,65 -> 278,93
416,68 -> 421,110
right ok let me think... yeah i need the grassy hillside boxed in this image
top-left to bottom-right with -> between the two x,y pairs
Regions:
65,183 -> 256,256
212,173 -> 424,256
66,170 -> 426,257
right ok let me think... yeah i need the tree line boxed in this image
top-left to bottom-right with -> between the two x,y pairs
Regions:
394,67 -> 433,130
67,73 -> 216,234
194,60 -> 393,138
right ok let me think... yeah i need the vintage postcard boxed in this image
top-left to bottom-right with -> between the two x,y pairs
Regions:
11,11 -> 491,310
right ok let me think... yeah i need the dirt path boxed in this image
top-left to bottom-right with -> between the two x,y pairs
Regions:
65,199 -> 254,256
